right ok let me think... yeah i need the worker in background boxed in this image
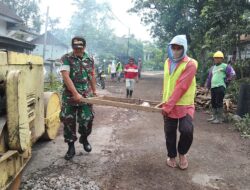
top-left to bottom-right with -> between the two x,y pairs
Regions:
60,36 -> 96,160
162,35 -> 198,170
110,60 -> 117,82
116,61 -> 123,82
107,63 -> 111,76
124,57 -> 138,98
206,51 -> 235,124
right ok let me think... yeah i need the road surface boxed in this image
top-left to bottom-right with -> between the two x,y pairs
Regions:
21,72 -> 250,190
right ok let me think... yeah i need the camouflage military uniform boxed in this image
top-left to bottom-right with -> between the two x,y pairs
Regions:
60,52 -> 94,144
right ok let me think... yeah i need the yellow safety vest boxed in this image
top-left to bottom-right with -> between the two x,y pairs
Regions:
162,58 -> 198,105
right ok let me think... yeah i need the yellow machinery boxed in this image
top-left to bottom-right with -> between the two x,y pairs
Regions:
0,51 -> 61,189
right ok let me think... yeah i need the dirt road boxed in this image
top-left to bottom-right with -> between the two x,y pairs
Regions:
21,72 -> 250,190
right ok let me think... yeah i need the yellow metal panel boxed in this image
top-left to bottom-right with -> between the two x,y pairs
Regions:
0,52 -> 7,65
0,151 -> 19,189
7,51 -> 43,65
3,63 -> 45,143
0,150 -> 30,190
0,50 -> 61,190
6,70 -> 31,152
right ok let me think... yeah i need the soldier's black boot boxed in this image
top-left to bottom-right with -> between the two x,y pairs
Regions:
64,142 -> 75,160
83,138 -> 92,152
79,122 -> 93,153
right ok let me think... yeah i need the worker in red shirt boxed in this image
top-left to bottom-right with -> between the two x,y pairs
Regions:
124,58 -> 138,98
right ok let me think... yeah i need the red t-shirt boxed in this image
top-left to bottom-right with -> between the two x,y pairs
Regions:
124,64 -> 138,79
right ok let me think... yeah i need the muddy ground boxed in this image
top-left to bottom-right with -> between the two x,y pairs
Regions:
21,72 -> 250,190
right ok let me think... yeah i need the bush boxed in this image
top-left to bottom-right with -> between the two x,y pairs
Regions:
44,73 -> 63,93
234,114 -> 250,138
226,78 -> 250,104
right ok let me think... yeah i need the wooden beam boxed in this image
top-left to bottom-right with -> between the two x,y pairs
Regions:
80,96 -> 162,113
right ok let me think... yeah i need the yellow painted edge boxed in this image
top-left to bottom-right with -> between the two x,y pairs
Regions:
0,52 -> 7,65
0,150 -> 31,190
0,150 -> 18,163
7,51 -> 43,65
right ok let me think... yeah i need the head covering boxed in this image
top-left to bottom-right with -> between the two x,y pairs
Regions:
213,51 -> 224,58
168,35 -> 188,63
71,36 -> 86,49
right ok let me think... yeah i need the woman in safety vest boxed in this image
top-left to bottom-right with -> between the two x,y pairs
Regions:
162,35 -> 198,170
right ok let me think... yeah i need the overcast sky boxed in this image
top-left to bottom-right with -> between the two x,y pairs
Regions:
39,0 -> 152,41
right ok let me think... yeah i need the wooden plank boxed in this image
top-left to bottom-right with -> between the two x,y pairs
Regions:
80,96 -> 161,113
155,102 -> 164,108
102,96 -> 161,106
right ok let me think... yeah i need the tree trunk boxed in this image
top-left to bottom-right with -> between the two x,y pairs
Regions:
237,35 -> 243,79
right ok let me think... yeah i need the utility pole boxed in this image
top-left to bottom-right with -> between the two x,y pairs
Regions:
43,6 -> 49,61
107,7 -> 131,60
127,28 -> 130,58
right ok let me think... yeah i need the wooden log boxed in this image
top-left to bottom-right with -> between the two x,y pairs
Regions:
80,96 -> 162,113
102,96 -> 160,106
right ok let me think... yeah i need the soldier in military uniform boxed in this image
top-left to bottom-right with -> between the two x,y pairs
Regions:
60,36 -> 96,160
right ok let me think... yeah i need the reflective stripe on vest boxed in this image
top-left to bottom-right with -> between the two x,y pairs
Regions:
162,58 -> 198,105
124,68 -> 138,72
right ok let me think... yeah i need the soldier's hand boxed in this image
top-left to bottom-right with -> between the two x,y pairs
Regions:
72,93 -> 82,102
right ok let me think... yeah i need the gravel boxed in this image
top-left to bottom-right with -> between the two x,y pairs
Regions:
21,174 -> 100,190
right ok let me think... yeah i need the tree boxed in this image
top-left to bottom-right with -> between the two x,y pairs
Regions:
143,42 -> 165,70
130,0 -> 250,79
130,0 -> 208,58
201,0 -> 250,79
0,0 -> 42,32
52,0 -> 144,64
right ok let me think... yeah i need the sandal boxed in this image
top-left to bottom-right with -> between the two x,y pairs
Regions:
166,157 -> 177,168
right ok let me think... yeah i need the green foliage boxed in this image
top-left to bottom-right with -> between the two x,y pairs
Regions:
234,114 -> 250,138
227,78 -> 250,104
201,0 -> 250,57
233,59 -> 250,79
143,42 -> 165,70
0,0 -> 42,32
130,0 -> 250,80
44,73 -> 63,93
226,80 -> 240,103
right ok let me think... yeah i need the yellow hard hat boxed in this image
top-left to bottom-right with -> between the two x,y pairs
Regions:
213,51 -> 224,58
